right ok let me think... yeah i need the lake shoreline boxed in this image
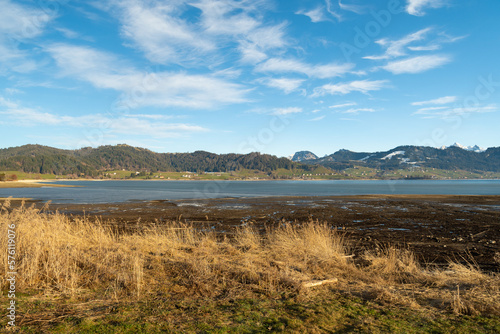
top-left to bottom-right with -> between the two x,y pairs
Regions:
0,180 -> 78,188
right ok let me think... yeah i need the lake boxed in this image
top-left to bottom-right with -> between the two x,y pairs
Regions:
0,179 -> 499,204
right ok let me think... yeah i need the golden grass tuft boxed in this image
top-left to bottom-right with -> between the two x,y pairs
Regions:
1,202 -> 498,316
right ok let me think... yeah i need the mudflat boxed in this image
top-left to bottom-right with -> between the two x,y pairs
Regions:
10,194 -> 500,272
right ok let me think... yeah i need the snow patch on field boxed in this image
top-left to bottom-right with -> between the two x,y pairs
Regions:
381,151 -> 405,160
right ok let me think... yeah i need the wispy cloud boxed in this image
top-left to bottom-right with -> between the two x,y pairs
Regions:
325,0 -> 342,21
364,28 -> 432,60
4,88 -> 23,95
413,104 -> 497,119
0,0 -> 52,74
115,0 -> 214,65
329,102 -> 357,109
111,0 -> 287,66
382,55 -> 451,74
272,107 -> 303,116
296,7 -> 329,23
309,115 -> 325,121
312,80 -> 388,97
256,58 -> 354,79
410,94 -> 497,119
0,97 -> 208,138
412,96 -> 457,106
338,0 -> 367,14
338,108 -> 376,114
259,77 -> 305,94
47,44 -> 249,109
406,0 -> 448,16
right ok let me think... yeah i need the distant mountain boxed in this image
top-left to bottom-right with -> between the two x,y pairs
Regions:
440,142 -> 486,153
0,144 -> 310,176
290,151 -> 318,162
301,145 -> 500,172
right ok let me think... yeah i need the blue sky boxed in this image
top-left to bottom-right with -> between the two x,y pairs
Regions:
1,0 -> 499,157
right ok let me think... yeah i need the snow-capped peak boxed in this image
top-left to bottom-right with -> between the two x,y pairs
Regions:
440,143 -> 485,152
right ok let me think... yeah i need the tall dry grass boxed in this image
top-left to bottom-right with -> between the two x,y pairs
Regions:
0,201 -> 498,315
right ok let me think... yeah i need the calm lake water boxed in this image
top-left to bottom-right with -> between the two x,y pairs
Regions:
1,180 -> 499,204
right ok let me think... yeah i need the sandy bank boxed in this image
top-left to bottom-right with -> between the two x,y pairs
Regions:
0,181 -> 78,188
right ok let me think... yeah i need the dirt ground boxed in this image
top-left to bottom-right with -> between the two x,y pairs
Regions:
10,195 -> 500,272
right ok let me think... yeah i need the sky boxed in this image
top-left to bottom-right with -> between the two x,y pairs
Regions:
0,0 -> 499,157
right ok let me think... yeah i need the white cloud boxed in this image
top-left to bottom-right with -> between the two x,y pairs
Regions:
0,97 -> 208,138
413,104 -> 497,119
4,88 -> 23,95
117,0 -> 214,65
382,55 -> 451,74
406,0 -> 447,16
0,0 -> 52,74
329,102 -> 357,109
309,115 -> 325,121
238,42 -> 268,64
312,80 -> 388,97
412,96 -> 457,106
364,28 -> 432,60
47,44 -> 249,109
56,27 -> 80,39
407,45 -> 440,52
339,108 -> 376,114
338,0 -> 367,14
260,77 -> 305,94
415,106 -> 448,113
256,58 -> 354,78
0,0 -> 51,39
272,107 -> 303,115
325,0 -> 342,21
111,0 -> 288,66
296,7 -> 329,23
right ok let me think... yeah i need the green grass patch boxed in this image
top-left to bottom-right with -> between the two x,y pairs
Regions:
6,292 -> 499,333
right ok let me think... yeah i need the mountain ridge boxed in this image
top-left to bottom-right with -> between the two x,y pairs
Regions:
1,144 -> 500,177
289,145 -> 500,172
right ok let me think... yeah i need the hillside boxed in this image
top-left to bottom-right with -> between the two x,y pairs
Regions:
0,144 -> 310,176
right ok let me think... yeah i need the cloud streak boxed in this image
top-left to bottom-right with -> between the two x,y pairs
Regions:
382,55 -> 451,74
364,28 -> 432,60
259,77 -> 305,94
406,0 -> 448,16
0,97 -> 208,138
312,80 -> 388,96
413,104 -> 497,119
256,58 -> 354,79
412,96 -> 457,106
272,107 -> 303,115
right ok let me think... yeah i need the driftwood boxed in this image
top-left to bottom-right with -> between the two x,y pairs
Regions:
301,278 -> 338,288
471,230 -> 488,241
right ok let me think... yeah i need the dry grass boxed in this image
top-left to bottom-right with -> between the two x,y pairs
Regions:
1,201 -> 499,317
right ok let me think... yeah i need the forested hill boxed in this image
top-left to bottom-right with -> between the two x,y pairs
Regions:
0,144 -> 305,176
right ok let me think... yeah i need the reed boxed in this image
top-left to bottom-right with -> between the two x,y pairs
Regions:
1,201 -> 498,316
